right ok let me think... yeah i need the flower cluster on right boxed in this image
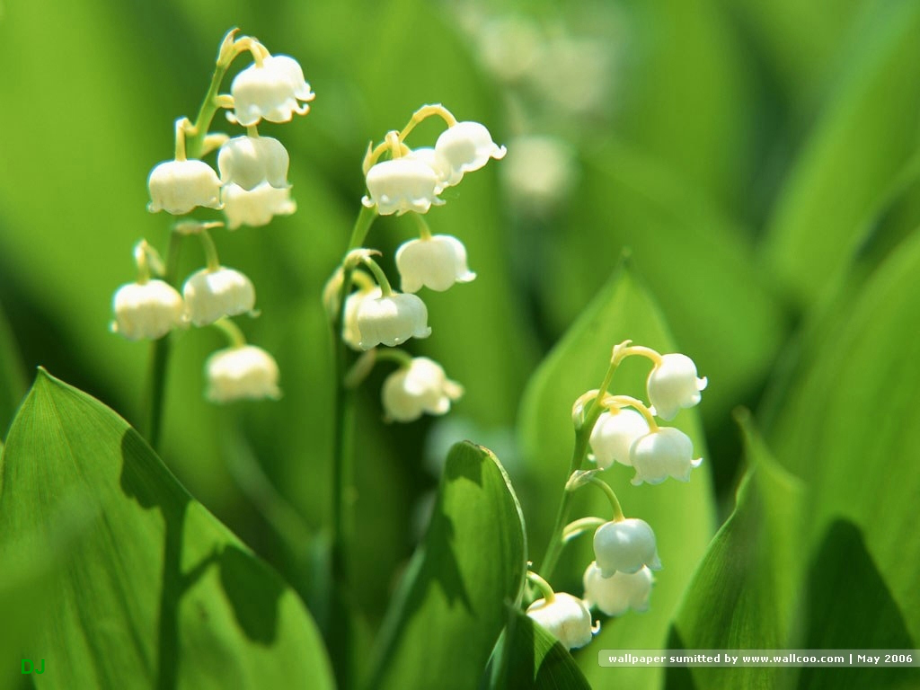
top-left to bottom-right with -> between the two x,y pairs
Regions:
526,341 -> 707,650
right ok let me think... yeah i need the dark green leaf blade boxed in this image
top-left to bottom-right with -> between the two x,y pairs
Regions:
365,442 -> 526,690
0,370 -> 334,690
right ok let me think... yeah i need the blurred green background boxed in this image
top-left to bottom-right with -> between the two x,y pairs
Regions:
2,0 -> 920,687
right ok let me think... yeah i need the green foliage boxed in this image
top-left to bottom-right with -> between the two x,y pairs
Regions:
0,371 -> 333,689
365,442 -> 526,690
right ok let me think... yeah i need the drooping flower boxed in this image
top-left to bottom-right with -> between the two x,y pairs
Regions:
228,55 -> 314,126
526,593 -> 597,650
183,267 -> 256,327
222,183 -> 297,229
434,121 -> 506,186
589,408 -> 650,469
396,235 -> 476,293
111,280 -> 185,340
355,292 -> 432,349
342,286 -> 382,351
217,135 -> 290,191
147,160 -> 221,214
583,562 -> 653,616
647,353 -> 707,421
629,427 -> 702,486
382,357 -> 464,422
593,518 -> 662,578
362,158 -> 445,215
205,345 -> 281,403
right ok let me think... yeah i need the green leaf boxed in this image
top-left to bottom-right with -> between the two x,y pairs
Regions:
666,412 -> 804,690
762,0 -> 920,307
0,370 -> 334,690
768,229 -> 920,650
0,299 -> 27,440
518,263 -> 716,689
483,606 -> 590,690
365,442 -> 526,690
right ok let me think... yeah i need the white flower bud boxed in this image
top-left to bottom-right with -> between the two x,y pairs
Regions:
147,160 -> 222,214
222,183 -> 297,229
183,267 -> 256,327
342,286 -> 382,350
355,293 -> 432,350
647,353 -> 707,421
217,135 -> 290,191
111,280 -> 185,340
629,427 -> 703,486
362,158 -> 445,216
205,345 -> 281,403
382,357 -> 464,422
396,235 -> 476,293
229,55 -> 314,127
526,593 -> 597,650
583,562 -> 653,617
434,121 -> 507,187
593,518 -> 662,578
589,408 -> 650,469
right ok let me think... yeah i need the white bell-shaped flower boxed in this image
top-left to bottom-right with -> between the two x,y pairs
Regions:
647,353 -> 707,421
434,121 -> 507,187
362,158 -> 445,216
406,146 -> 451,185
111,280 -> 185,340
205,345 -> 281,403
526,593 -> 597,650
148,159 -> 222,214
222,183 -> 297,229
229,55 -> 314,126
583,562 -> 653,617
593,518 -> 662,578
355,292 -> 432,349
217,135 -> 290,191
382,357 -> 464,422
342,286 -> 382,350
396,235 -> 476,293
629,427 -> 702,486
589,408 -> 650,469
183,267 -> 256,327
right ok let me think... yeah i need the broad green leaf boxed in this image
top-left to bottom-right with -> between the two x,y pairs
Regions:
768,229 -> 920,649
762,0 -> 920,307
547,141 -> 786,428
364,442 -> 527,690
666,412 -> 804,690
483,606 -> 590,690
0,370 -> 334,690
0,299 -> 27,440
518,263 -> 716,689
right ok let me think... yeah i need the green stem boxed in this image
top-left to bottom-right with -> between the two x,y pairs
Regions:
212,318 -> 247,348
360,255 -> 393,296
185,60 -> 232,160
143,231 -> 183,450
198,229 -> 221,272
586,476 -> 625,521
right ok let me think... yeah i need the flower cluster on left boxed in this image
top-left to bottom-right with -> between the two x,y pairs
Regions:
111,29 -> 313,403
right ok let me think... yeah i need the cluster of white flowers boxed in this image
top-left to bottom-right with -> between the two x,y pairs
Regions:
112,31 -> 313,403
334,104 -> 504,423
526,343 -> 706,650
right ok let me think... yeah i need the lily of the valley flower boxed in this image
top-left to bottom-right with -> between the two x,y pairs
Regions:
222,183 -> 297,229
629,427 -> 702,486
382,357 -> 464,422
526,593 -> 597,650
589,408 -> 650,469
583,561 -> 653,616
396,235 -> 476,293
148,159 -> 222,214
111,280 -> 185,340
217,135 -> 291,191
593,518 -> 662,578
205,345 -> 281,402
355,292 -> 431,349
183,267 -> 256,326
647,353 -> 707,421
362,158 -> 445,215
434,121 -> 506,186
342,286 -> 382,351
228,55 -> 314,126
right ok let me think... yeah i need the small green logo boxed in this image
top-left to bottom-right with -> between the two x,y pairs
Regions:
21,658 -> 45,675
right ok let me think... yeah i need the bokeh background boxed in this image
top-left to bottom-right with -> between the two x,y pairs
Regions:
2,0 -> 920,687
